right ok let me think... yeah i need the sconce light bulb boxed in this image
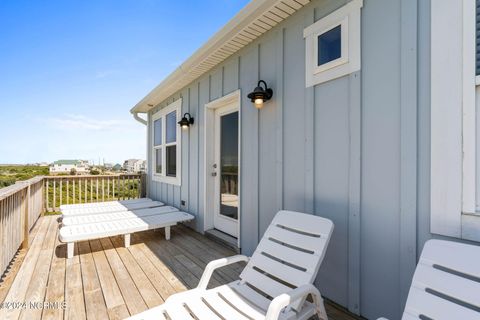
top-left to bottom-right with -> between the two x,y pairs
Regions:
254,98 -> 263,108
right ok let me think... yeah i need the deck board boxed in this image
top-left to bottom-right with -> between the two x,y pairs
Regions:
19,217 -> 58,320
64,244 -> 86,320
99,237 -> 148,315
89,239 -> 130,320
108,237 -> 163,308
0,215 -> 50,320
78,240 -> 108,320
0,216 -> 41,304
0,215 -> 361,320
42,222 -> 66,320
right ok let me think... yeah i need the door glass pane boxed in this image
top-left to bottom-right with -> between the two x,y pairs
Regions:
155,148 -> 162,174
154,119 -> 162,146
318,24 -> 341,66
166,111 -> 177,143
219,111 -> 238,220
166,145 -> 176,177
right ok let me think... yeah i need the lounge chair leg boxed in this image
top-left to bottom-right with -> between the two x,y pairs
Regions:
124,234 -> 131,247
67,242 -> 74,259
165,226 -> 170,240
314,294 -> 328,320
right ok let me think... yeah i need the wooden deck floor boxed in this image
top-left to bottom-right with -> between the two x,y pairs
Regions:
0,215 -> 359,320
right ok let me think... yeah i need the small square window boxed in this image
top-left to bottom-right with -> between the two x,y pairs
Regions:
303,0 -> 362,87
318,25 -> 342,66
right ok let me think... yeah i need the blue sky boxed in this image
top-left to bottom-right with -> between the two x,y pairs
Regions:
0,0 -> 249,165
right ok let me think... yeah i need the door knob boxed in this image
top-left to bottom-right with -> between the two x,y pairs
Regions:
211,172 -> 217,177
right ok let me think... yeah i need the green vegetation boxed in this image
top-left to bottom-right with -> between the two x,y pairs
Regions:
45,178 -> 142,213
0,165 -> 49,188
0,165 -> 144,216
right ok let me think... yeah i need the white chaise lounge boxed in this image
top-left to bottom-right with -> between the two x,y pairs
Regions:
62,205 -> 179,226
59,206 -> 194,259
127,210 -> 334,320
60,197 -> 152,211
378,239 -> 480,320
61,199 -> 165,218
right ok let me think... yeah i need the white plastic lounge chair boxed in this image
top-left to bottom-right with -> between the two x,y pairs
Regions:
378,239 -> 480,320
62,205 -> 179,226
127,210 -> 334,320
59,209 -> 194,259
61,200 -> 164,217
59,197 -> 153,211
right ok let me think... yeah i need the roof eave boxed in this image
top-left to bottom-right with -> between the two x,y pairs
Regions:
131,0 -> 311,114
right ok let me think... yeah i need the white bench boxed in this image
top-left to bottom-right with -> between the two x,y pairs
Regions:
60,197 -> 152,211
59,206 -> 194,259
61,200 -> 164,217
62,205 -> 178,226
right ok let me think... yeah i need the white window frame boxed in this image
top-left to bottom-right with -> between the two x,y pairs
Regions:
313,17 -> 349,74
151,99 -> 182,186
430,0 -> 480,241
303,0 -> 362,87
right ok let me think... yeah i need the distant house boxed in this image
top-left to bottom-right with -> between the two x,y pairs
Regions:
123,159 -> 146,173
49,160 -> 89,175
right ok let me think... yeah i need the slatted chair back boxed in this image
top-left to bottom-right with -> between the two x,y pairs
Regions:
402,240 -> 480,320
239,210 -> 334,312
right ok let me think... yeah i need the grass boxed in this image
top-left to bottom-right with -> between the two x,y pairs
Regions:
0,165 -> 143,211
0,165 -> 49,188
45,178 -> 141,210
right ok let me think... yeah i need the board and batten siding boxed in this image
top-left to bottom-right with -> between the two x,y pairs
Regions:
145,0 -> 426,319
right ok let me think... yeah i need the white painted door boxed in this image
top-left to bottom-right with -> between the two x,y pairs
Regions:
213,104 -> 239,237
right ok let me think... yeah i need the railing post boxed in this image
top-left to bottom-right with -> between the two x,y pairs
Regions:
44,178 -> 48,213
141,173 -> 147,198
41,177 -> 45,216
21,183 -> 30,249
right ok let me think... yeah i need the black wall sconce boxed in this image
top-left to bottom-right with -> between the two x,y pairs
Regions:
178,113 -> 194,129
247,80 -> 273,109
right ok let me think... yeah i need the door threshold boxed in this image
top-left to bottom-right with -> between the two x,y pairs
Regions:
205,229 -> 239,253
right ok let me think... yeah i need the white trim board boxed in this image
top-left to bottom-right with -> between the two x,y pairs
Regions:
151,98 -> 182,186
203,90 -> 242,247
430,0 -> 478,239
461,0 -> 476,214
303,0 -> 362,87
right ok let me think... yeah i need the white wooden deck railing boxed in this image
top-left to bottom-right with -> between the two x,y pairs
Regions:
44,174 -> 146,212
0,173 -> 146,276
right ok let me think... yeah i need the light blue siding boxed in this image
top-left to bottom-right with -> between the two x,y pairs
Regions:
239,44 -> 260,254
143,0 -> 440,319
361,0 -> 402,318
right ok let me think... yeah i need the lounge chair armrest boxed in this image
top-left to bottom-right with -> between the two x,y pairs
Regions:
197,255 -> 250,289
265,284 -> 327,320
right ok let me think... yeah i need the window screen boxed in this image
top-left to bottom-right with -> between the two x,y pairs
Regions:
318,25 -> 342,66
154,119 -> 162,146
